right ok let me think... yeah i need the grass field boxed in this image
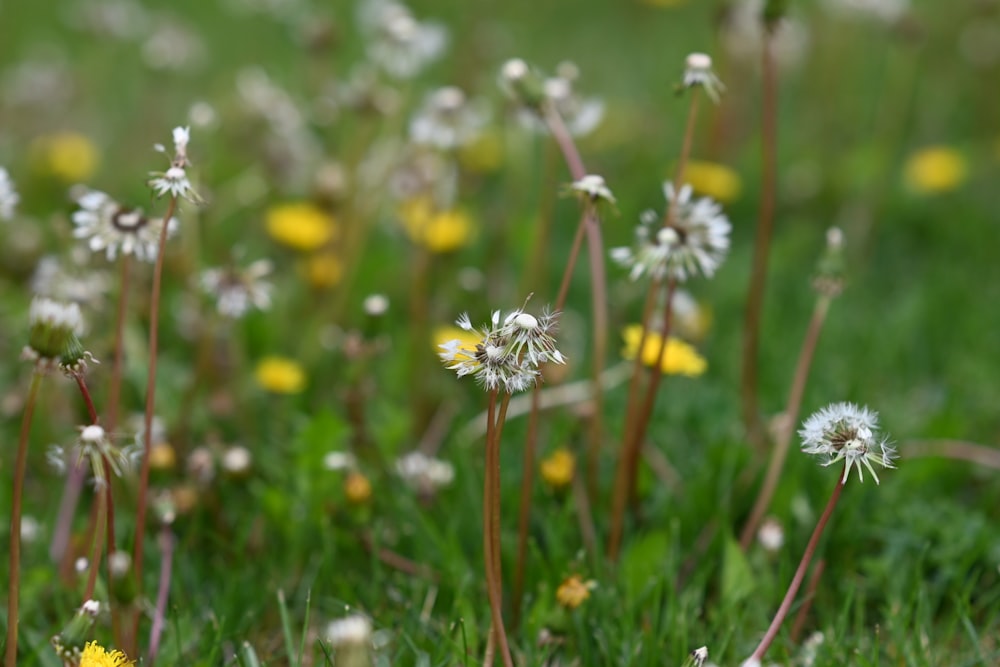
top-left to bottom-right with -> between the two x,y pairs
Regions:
2,0 -> 999,665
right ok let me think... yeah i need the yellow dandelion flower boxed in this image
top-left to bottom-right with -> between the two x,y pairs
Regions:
399,198 -> 473,253
80,641 -> 134,667
255,356 -> 306,394
540,448 -> 575,489
556,575 -> 596,610
621,325 -> 707,377
303,252 -> 343,289
149,442 -> 177,471
432,325 -> 480,360
345,471 -> 372,505
458,131 -> 504,173
266,202 -> 337,251
682,160 -> 742,203
32,131 -> 99,182
903,146 -> 967,194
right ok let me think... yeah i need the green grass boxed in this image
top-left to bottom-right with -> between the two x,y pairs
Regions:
2,0 -> 1000,665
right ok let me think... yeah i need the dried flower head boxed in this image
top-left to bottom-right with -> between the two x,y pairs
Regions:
799,402 -> 896,484
610,184 -> 731,282
409,86 -> 488,150
568,174 -> 617,207
200,259 -> 273,318
72,189 -> 177,262
48,424 -> 134,489
0,166 -> 20,221
23,297 -> 86,370
555,575 -> 596,610
149,125 -> 202,203
682,52 -> 725,102
361,0 -> 447,78
50,601 -> 102,664
395,451 -> 455,494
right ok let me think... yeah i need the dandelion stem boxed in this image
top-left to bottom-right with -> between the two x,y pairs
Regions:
132,193 -> 178,650
5,370 -> 43,667
747,473 -> 845,663
512,385 -> 541,628
482,392 -> 513,667
790,559 -> 826,643
741,29 -> 779,451
83,482 -> 107,602
739,295 -> 831,551
147,526 -> 176,664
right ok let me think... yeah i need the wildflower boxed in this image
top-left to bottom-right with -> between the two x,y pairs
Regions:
568,174 -> 617,207
610,183 -> 731,282
0,166 -> 19,220
72,189 -> 177,262
51,601 -> 102,664
681,53 -> 725,103
555,575 -> 596,610
222,445 -> 252,477
78,641 -> 134,667
363,294 -> 390,317
254,357 -> 306,394
149,442 -> 177,471
200,259 -> 273,318
49,424 -> 133,488
540,448 -> 575,489
409,86 -> 488,150
32,132 -> 99,182
24,296 -> 83,364
360,0 -> 447,79
432,324 -> 481,356
303,252 -> 344,289
683,160 -> 741,203
757,517 -> 785,552
402,204 -> 474,253
903,146 -> 967,194
621,325 -> 707,376
149,125 -> 202,203
345,471 -> 373,504
266,202 -> 337,251
395,451 -> 455,494
799,402 -> 896,484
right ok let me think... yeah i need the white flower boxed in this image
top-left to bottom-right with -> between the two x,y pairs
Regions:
58,423 -> 133,488
691,646 -> 709,666
325,614 -> 372,646
0,166 -> 20,221
200,259 -> 273,318
799,402 -> 897,484
222,446 -> 252,476
569,174 -> 616,206
363,293 -> 390,316
611,184 -> 731,283
682,53 -> 725,103
409,86 -> 488,150
395,451 -> 455,493
360,0 -> 446,79
72,189 -> 177,261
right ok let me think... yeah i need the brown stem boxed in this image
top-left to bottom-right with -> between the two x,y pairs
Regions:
512,385 -> 541,628
483,392 -> 513,667
6,371 -> 43,666
147,527 -> 176,664
739,296 -> 831,550
741,30 -> 779,450
132,194 -> 178,651
790,559 -> 826,643
748,473 -> 845,662
83,483 -> 107,601
74,374 -> 99,424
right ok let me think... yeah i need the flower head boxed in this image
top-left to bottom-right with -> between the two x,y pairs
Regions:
610,183 -> 731,282
78,641 -> 134,667
0,166 -> 20,221
399,199 -> 474,253
72,189 -> 177,262
395,451 -> 455,494
360,0 -> 447,79
50,601 -> 102,663
620,324 -> 707,376
255,356 -> 306,394
540,448 -> 575,489
25,296 -> 83,364
32,132 -> 99,182
555,575 -> 596,610
409,86 -> 488,150
149,125 -> 202,203
200,259 -> 273,318
799,402 -> 896,484
568,174 -> 617,207
903,146 -> 967,194
683,160 -> 742,203
266,202 -> 337,251
681,52 -> 725,102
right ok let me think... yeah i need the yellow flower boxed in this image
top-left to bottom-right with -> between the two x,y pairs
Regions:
266,202 -> 337,251
80,641 -> 134,667
621,325 -> 707,377
149,442 -> 177,471
458,131 -> 504,173
555,575 -> 596,610
540,448 -> 575,489
682,160 -> 742,203
345,471 -> 372,505
399,197 -> 473,253
255,357 -> 306,394
903,146 -> 967,194
432,325 -> 481,359
303,252 -> 343,289
32,132 -> 99,182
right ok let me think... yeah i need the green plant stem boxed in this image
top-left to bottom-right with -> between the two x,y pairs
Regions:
83,481 -> 107,602
132,193 -> 178,652
741,29 -> 779,450
6,370 -> 43,667
748,472 -> 845,663
739,295 -> 831,550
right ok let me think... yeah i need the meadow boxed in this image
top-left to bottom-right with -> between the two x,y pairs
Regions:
2,0 -> 1000,665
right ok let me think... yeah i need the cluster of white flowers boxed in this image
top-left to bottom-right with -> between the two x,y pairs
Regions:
200,259 -> 273,318
409,86 -> 488,150
359,0 -> 447,79
149,125 -> 202,203
611,183 -> 732,283
72,189 -> 177,262
799,402 -> 897,484
439,307 -> 565,393
0,166 -> 20,221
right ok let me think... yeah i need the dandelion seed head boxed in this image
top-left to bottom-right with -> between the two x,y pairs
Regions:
799,402 -> 897,484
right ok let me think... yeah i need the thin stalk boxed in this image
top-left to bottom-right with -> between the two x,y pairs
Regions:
747,473 -> 845,663
741,29 -> 779,450
132,194 -> 178,649
739,295 -> 831,550
512,385 -> 540,628
147,526 -> 176,664
6,370 -> 43,667
82,484 -> 107,601
482,392 -> 513,667
790,559 -> 826,643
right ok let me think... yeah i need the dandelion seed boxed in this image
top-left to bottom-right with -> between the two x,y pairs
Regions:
0,166 -> 20,221
682,52 -> 725,102
757,517 -> 785,552
200,259 -> 273,318
799,402 -> 897,484
32,251 -> 111,309
363,294 -> 390,317
72,189 -> 177,262
221,446 -> 252,476
323,451 -> 357,471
